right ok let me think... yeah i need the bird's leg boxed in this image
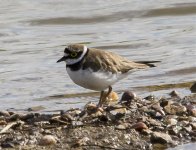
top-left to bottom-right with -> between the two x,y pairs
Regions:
98,90 -> 104,107
97,86 -> 112,107
106,86 -> 112,98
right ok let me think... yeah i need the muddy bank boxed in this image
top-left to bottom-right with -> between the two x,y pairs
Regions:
0,88 -> 196,149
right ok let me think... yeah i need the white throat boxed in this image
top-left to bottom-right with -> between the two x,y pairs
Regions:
65,45 -> 88,65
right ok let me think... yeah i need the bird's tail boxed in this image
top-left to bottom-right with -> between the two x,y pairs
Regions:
135,61 -> 160,67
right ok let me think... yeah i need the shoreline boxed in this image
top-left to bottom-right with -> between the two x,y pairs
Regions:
0,88 -> 196,149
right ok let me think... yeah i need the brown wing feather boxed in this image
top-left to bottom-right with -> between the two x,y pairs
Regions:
82,48 -> 150,73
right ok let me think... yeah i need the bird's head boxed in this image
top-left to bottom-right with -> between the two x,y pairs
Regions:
57,44 -> 88,65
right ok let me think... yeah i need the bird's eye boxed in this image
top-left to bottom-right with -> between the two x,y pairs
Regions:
70,52 -> 77,57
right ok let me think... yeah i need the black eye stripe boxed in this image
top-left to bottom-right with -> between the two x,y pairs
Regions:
64,48 -> 71,54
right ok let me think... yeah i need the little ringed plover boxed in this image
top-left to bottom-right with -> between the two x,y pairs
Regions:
57,44 -> 159,106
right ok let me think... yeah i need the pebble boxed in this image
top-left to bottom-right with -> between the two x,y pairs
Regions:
39,135 -> 57,146
0,111 -> 10,117
27,106 -> 45,111
150,132 -> 173,144
164,103 -> 187,115
190,82 -> 196,93
102,91 -> 119,105
169,90 -> 181,98
165,118 -> 177,126
131,122 -> 148,131
115,123 -> 129,130
120,91 -> 136,105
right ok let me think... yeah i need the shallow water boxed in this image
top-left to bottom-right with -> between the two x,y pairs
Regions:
0,0 -> 196,112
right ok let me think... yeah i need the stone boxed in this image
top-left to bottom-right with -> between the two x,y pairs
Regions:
120,91 -> 136,105
164,104 -> 187,115
102,91 -> 119,105
0,111 -> 10,117
169,90 -> 181,98
190,122 -> 196,130
39,135 -> 57,146
131,122 -> 148,131
115,123 -> 129,130
27,106 -> 45,111
190,82 -> 196,93
165,118 -> 177,126
150,132 -> 173,144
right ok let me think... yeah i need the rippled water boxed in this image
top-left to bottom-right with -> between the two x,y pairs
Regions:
0,0 -> 196,112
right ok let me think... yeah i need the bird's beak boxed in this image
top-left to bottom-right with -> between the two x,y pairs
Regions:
57,56 -> 67,63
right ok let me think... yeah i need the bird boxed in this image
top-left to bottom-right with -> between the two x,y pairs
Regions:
57,44 -> 159,107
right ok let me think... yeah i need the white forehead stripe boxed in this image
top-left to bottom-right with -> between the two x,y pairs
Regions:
66,45 -> 88,65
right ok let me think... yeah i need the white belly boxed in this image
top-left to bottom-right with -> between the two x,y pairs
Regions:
66,68 -> 128,91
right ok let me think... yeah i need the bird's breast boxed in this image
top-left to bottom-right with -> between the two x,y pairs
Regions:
66,68 -> 127,91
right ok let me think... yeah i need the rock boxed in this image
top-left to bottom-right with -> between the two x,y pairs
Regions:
0,111 -> 10,117
120,91 -> 136,105
147,118 -> 162,126
39,135 -> 57,146
1,142 -> 15,148
61,113 -> 75,122
150,132 -> 173,144
73,137 -> 90,147
144,95 -> 155,101
183,125 -> 192,132
20,113 -> 35,121
188,116 -> 196,122
164,103 -> 187,115
190,82 -> 196,93
186,104 -> 196,116
0,120 -> 7,125
27,106 -> 45,111
164,118 -> 177,126
131,122 -> 148,131
6,113 -> 20,121
142,129 -> 152,135
84,103 -> 97,114
190,122 -> 196,130
115,123 -> 129,130
102,91 -> 119,105
169,90 -> 181,98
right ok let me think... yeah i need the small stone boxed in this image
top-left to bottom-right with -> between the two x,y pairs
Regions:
183,125 -> 192,132
188,116 -> 196,122
131,122 -> 148,131
102,91 -> 119,105
190,82 -> 196,93
165,118 -> 177,126
164,104 -> 187,115
190,122 -> 196,130
0,111 -> 10,117
39,135 -> 57,146
61,113 -> 75,122
144,95 -> 155,101
150,132 -> 173,144
169,90 -> 180,98
73,137 -> 90,147
27,106 -> 45,111
20,113 -> 35,121
147,118 -> 162,126
84,103 -> 97,114
120,91 -> 136,105
0,120 -> 7,125
1,142 -> 15,148
115,123 -> 129,130
110,107 -> 127,116
6,113 -> 20,121
142,129 -> 152,135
